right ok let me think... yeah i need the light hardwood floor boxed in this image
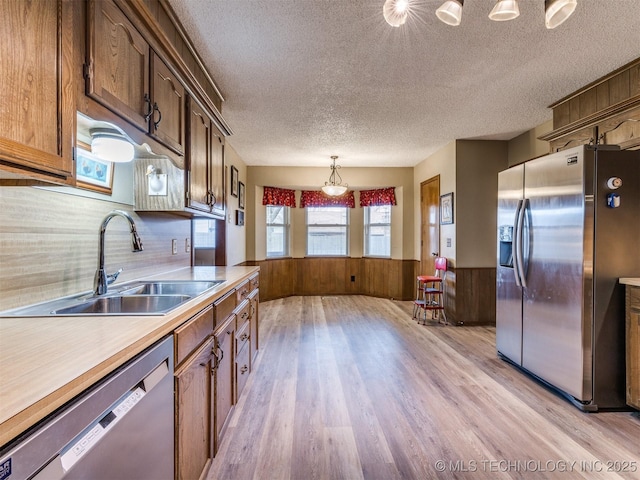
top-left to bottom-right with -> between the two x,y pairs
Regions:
207,296 -> 640,480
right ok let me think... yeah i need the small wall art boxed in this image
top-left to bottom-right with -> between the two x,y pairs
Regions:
236,209 -> 245,226
440,192 -> 454,225
239,181 -> 245,209
231,165 -> 239,197
76,146 -> 114,195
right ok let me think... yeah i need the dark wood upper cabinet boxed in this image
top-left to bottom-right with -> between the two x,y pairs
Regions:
187,96 -> 225,218
0,0 -> 74,181
150,53 -> 186,155
86,0 -> 150,133
86,0 -> 186,156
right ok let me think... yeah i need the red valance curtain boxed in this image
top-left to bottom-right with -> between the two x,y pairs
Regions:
359,187 -> 397,207
262,186 -> 297,207
300,190 -> 356,208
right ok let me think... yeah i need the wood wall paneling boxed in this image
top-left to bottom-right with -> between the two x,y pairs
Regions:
240,259 -> 497,325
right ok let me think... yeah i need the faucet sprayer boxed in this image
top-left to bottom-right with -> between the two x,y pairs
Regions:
94,210 -> 144,295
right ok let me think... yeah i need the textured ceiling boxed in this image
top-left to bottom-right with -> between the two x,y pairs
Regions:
167,0 -> 640,167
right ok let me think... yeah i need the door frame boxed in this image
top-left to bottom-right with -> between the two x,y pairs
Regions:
420,175 -> 440,275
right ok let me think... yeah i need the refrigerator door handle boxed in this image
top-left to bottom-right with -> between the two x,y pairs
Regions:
512,199 -> 523,287
515,198 -> 528,288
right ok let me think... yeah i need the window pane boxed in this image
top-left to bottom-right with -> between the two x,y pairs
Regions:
266,205 -> 289,257
364,205 -> 391,257
306,207 -> 348,256
193,219 -> 216,247
307,207 -> 348,225
267,205 -> 285,224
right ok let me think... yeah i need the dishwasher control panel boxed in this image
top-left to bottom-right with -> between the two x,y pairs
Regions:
60,387 -> 146,471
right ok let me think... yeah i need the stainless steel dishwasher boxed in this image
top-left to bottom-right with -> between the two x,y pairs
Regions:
0,336 -> 174,480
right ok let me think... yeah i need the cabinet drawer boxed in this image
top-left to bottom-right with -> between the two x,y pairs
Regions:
235,299 -> 250,330
174,305 -> 214,366
249,273 -> 260,292
236,280 -> 251,303
235,342 -> 251,400
214,290 -> 236,328
235,319 -> 250,356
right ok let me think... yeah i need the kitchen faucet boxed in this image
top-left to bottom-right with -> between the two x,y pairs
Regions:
94,210 -> 144,295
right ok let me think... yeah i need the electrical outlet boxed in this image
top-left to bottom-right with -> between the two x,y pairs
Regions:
185,238 -> 191,253
172,239 -> 178,255
446,238 -> 452,247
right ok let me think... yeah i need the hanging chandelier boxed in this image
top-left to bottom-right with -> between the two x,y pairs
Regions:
321,156 -> 348,196
383,0 -> 578,29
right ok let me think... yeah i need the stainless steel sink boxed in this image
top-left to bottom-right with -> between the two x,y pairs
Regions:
50,295 -> 192,315
118,280 -> 223,296
0,279 -> 225,317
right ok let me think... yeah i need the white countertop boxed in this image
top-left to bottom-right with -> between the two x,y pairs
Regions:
0,266 -> 258,448
620,278 -> 640,287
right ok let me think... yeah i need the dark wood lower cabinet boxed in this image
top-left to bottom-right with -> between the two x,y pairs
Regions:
214,316 -> 235,453
175,337 -> 215,480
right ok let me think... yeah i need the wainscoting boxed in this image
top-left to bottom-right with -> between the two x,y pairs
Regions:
444,267 -> 496,326
246,258 -> 496,325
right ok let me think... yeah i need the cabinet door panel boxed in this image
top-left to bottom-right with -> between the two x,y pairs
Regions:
210,124 -> 225,217
0,0 -> 73,177
151,53 -> 185,155
87,0 -> 149,131
175,338 -> 214,480
187,97 -> 211,213
214,318 -> 234,453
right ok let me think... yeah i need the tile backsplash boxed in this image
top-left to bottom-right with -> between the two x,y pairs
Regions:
0,187 -> 191,311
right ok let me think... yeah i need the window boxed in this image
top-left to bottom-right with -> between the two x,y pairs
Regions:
193,219 -> 216,247
306,207 -> 349,256
266,205 -> 290,257
364,205 -> 391,257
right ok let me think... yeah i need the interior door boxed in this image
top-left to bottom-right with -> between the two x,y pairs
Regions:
420,176 -> 440,275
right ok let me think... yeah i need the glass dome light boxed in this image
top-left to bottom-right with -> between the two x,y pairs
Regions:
489,0 -> 520,21
436,0 -> 464,26
545,0 -> 577,29
90,128 -> 135,163
322,156 -> 348,196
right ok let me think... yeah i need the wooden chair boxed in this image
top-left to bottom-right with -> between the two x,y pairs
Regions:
412,257 -> 448,325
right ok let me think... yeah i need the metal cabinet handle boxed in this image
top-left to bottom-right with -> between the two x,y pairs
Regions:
153,102 -> 162,128
144,93 -> 153,122
240,365 -> 248,374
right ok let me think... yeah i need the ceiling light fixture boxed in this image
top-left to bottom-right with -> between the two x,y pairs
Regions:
489,0 -> 520,21
90,128 -> 135,163
383,0 -> 410,27
321,156 -> 348,197
435,0 -> 463,26
389,0 -> 577,29
544,0 -> 577,29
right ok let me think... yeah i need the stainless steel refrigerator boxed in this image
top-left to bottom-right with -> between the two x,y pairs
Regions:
496,145 -> 640,411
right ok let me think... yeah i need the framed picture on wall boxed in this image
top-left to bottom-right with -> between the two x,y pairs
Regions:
440,192 -> 454,225
76,145 -> 114,195
236,209 -> 245,226
238,181 -> 245,209
231,165 -> 239,197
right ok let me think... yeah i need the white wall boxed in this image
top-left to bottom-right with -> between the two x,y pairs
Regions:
413,141 -> 457,264
225,143 -> 247,266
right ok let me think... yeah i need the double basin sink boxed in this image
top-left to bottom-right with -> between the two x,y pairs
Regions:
1,280 -> 225,317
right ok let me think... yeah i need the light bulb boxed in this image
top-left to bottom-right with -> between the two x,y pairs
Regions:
383,0 -> 409,27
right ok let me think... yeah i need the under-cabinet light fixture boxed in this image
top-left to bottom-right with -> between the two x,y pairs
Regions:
90,128 -> 135,163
